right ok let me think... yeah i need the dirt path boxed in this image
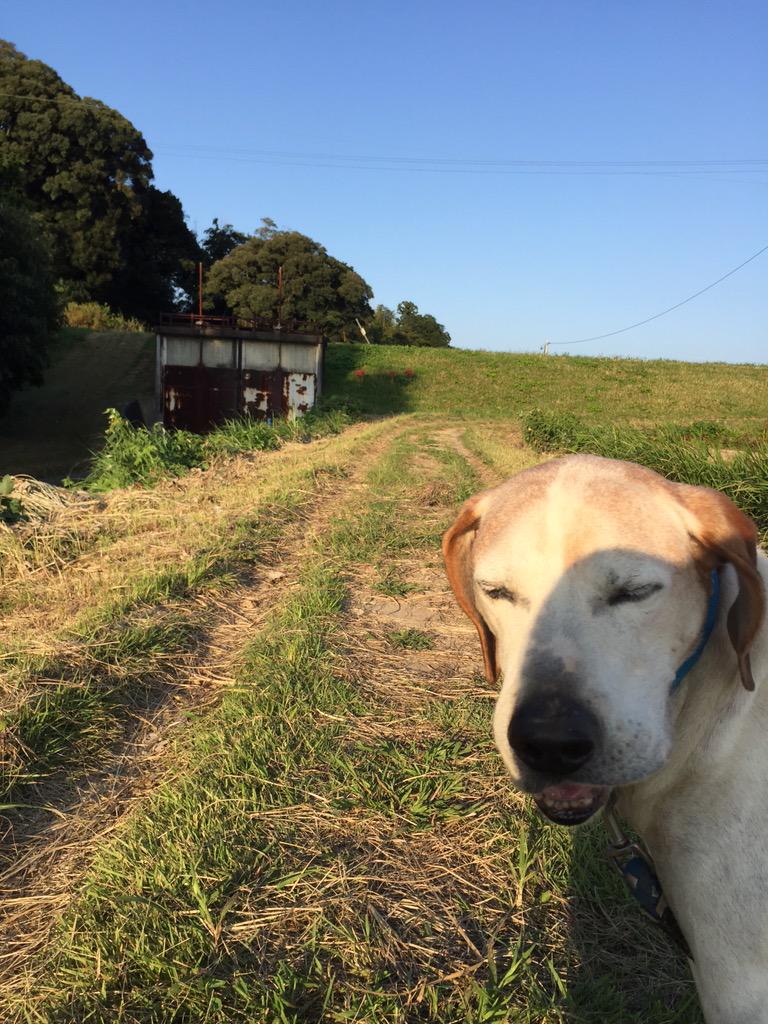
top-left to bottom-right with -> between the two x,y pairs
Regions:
0,418 -> 408,982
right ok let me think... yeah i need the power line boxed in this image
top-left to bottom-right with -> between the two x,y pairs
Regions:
550,242 -> 768,347
153,149 -> 768,177
2,92 -> 768,176
0,90 -> 103,108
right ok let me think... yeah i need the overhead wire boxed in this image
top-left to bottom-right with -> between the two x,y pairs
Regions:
551,242 -> 768,346
2,90 -> 768,176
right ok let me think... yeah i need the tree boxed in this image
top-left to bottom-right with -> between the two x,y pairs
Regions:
200,218 -> 248,268
394,300 -> 451,347
112,188 -> 200,322
365,301 -> 451,347
0,174 -> 58,415
0,40 -> 199,319
206,224 -> 373,341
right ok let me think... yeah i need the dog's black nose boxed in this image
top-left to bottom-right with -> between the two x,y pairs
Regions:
507,696 -> 598,776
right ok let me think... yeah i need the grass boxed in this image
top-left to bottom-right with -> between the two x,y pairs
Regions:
5,424 -> 701,1022
79,407 -> 353,491
324,343 -> 768,426
522,408 -> 768,535
8,332 -> 759,1021
4,329 -> 767,486
0,420 -> 392,810
388,627 -> 435,650
0,327 -> 155,482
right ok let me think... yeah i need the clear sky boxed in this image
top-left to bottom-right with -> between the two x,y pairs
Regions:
4,0 -> 767,362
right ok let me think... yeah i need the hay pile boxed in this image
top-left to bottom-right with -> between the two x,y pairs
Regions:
2,475 -> 93,527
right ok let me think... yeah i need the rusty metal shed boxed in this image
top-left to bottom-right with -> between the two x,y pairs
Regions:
155,314 -> 326,432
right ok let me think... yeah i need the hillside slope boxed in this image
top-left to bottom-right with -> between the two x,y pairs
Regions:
0,329 -> 154,481
325,343 -> 768,424
2,331 -> 766,483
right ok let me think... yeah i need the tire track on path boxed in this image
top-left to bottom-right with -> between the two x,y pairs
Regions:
0,417 -> 408,986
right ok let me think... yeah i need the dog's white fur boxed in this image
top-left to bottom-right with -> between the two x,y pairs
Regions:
443,454 -> 767,1023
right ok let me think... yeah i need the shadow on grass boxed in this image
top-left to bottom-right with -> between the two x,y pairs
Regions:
560,823 -> 702,1022
324,346 -> 420,416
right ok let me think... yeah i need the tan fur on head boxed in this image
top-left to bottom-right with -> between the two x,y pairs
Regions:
441,493 -> 498,683
670,482 -> 765,690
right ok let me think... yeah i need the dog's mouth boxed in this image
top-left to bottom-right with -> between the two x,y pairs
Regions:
533,783 -> 610,826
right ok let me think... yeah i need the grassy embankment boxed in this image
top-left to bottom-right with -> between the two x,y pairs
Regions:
326,343 -> 768,428
517,408 -> 768,538
0,328 -> 155,482
2,329 -> 767,483
7,425 -> 701,1023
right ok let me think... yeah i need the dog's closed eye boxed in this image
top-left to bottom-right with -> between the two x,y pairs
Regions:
607,582 -> 663,606
479,582 -> 524,604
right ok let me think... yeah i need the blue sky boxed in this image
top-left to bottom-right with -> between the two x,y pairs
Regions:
5,0 -> 767,361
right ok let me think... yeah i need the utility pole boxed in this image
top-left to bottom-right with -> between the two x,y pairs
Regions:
542,339 -> 551,355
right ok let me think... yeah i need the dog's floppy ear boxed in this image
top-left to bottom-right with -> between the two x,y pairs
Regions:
672,483 -> 764,690
442,494 -> 498,684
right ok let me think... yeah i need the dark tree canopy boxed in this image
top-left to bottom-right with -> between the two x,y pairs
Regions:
0,174 -> 58,415
200,218 -> 248,267
366,301 -> 451,347
0,40 -> 199,319
207,224 -> 373,341
112,187 -> 201,322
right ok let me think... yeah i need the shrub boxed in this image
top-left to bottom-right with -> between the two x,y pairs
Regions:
0,475 -> 25,524
78,407 -> 355,491
63,302 -> 147,333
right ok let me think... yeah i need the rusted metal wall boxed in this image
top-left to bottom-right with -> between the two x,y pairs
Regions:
158,330 -> 324,432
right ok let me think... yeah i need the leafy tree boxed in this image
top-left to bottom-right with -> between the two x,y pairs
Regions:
112,187 -> 200,322
0,173 -> 58,415
200,218 -> 248,268
393,300 -> 451,347
366,301 -> 451,347
206,223 -> 373,341
0,40 -> 199,319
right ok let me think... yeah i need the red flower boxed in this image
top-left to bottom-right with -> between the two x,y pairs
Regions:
354,369 -> 365,379
404,368 -> 414,378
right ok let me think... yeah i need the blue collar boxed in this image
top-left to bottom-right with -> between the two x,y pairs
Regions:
671,568 -> 720,692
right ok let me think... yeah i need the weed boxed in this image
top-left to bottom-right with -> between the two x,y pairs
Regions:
0,475 -> 25,525
388,627 -> 434,650
79,407 -> 354,492
63,301 -> 147,333
373,567 -> 419,597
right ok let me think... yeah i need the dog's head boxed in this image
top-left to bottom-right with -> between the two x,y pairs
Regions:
443,455 -> 764,825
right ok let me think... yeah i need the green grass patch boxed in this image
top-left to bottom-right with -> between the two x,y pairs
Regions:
523,408 -> 768,533
78,407 -> 354,491
2,612 -> 194,799
373,566 -> 420,597
325,343 -> 768,427
0,453 -> 362,807
387,627 -> 435,650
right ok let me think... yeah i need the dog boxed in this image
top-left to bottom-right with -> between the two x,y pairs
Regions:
442,453 -> 767,1024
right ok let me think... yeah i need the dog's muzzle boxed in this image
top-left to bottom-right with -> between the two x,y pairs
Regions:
507,695 -> 609,825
